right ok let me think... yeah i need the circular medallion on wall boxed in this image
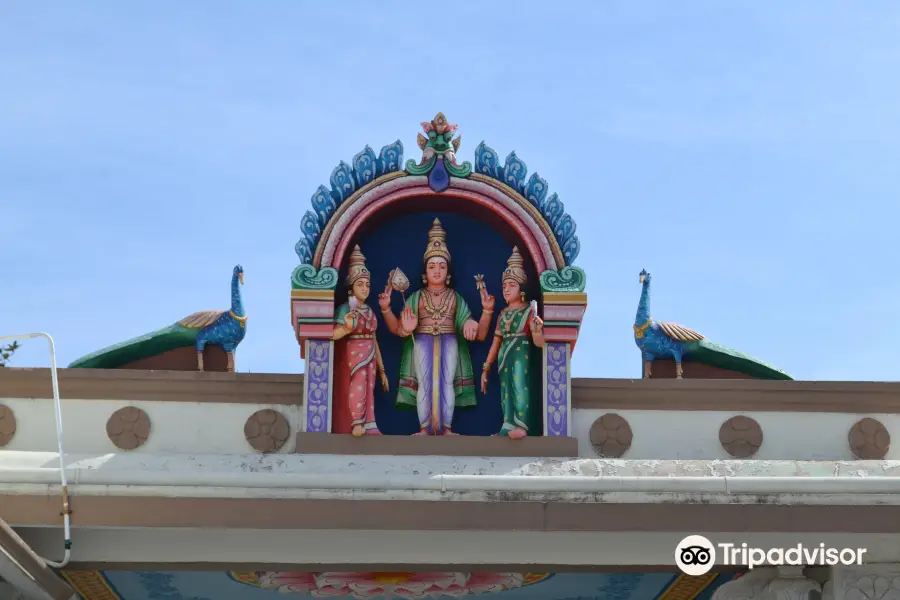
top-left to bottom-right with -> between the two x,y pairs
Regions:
107,406 -> 151,450
244,409 -> 291,453
0,404 -> 17,447
719,416 -> 763,458
848,417 -> 890,460
589,413 -> 633,458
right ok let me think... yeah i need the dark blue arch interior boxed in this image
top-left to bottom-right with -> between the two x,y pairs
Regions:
337,208 -> 543,436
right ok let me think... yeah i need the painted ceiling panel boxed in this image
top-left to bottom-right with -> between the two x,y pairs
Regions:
60,570 -> 740,600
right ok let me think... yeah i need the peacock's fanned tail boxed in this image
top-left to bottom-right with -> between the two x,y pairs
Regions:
681,339 -> 793,380
67,322 -> 200,369
658,321 -> 705,342
178,310 -> 227,329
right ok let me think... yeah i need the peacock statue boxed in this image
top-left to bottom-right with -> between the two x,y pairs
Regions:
69,264 -> 248,372
633,269 -> 791,380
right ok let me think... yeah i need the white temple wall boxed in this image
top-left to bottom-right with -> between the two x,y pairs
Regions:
572,408 -> 900,460
4,396 -> 900,460
0,398 -> 303,455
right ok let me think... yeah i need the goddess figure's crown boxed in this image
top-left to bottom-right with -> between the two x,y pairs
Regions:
346,244 -> 371,286
502,246 -> 527,285
423,218 -> 451,263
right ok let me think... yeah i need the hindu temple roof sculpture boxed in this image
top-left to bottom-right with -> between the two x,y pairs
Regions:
293,112 -> 581,277
633,269 -> 791,380
291,112 -> 588,441
61,113 -> 786,395
68,265 -> 248,371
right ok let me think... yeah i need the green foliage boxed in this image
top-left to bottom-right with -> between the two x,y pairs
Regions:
0,340 -> 20,367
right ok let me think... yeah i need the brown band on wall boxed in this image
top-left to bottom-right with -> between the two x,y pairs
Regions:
61,562 -> 737,573
4,494 -> 899,533
0,367 -> 303,404
571,377 -> 900,413
4,367 -> 900,413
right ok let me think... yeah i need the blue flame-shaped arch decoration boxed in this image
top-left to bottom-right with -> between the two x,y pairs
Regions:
294,140 -> 405,266
293,137 -> 581,267
473,141 -> 580,265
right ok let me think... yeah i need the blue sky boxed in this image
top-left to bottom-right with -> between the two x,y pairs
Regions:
2,1 -> 898,380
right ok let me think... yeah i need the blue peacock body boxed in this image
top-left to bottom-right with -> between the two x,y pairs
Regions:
183,264 -> 247,371
633,269 -> 791,380
69,265 -> 248,371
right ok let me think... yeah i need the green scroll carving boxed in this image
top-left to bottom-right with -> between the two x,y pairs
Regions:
444,160 -> 472,178
404,155 -> 436,175
539,266 -> 587,293
292,265 -> 339,290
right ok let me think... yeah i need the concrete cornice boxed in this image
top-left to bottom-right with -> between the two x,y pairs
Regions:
3,451 -> 900,503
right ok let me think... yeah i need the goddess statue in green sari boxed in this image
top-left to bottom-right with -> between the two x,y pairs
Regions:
378,218 -> 494,435
480,247 -> 545,439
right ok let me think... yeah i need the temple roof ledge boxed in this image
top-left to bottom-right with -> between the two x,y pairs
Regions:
3,453 -> 900,499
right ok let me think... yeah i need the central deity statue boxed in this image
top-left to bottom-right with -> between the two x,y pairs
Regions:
379,218 -> 494,435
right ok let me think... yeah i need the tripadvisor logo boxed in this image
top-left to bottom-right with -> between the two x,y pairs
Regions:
675,535 -> 868,574
675,535 -> 716,576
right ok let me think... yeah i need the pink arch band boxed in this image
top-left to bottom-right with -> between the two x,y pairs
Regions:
317,175 -> 560,273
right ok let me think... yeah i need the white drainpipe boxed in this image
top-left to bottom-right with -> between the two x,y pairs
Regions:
0,333 -> 71,568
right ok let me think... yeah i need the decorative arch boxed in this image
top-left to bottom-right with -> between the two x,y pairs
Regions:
315,176 -> 562,274
293,127 -> 582,277
291,113 -> 587,440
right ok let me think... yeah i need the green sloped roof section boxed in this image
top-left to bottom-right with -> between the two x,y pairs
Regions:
682,339 -> 793,380
68,323 -> 199,369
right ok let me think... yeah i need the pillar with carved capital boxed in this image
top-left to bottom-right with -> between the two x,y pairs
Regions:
291,265 -> 339,433
303,339 -> 334,433
543,342 -> 572,437
539,266 -> 587,438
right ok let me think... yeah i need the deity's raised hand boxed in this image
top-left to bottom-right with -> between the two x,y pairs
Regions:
400,306 -> 417,334
481,288 -> 495,312
378,279 -> 393,311
475,275 -> 495,311
530,300 -> 543,332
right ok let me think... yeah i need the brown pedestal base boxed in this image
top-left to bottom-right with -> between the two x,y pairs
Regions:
295,432 -> 578,457
120,346 -> 229,372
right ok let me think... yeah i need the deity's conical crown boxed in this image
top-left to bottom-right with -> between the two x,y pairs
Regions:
346,244 -> 370,286
423,218 -> 451,263
502,246 -> 527,286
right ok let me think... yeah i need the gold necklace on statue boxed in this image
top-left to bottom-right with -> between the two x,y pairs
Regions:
422,287 -> 453,324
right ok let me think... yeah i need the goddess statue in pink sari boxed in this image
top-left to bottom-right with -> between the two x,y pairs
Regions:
332,245 -> 389,436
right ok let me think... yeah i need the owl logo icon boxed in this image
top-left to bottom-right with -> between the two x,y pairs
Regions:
675,535 -> 716,575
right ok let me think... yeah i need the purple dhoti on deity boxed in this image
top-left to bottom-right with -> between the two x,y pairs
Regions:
413,332 -> 458,434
